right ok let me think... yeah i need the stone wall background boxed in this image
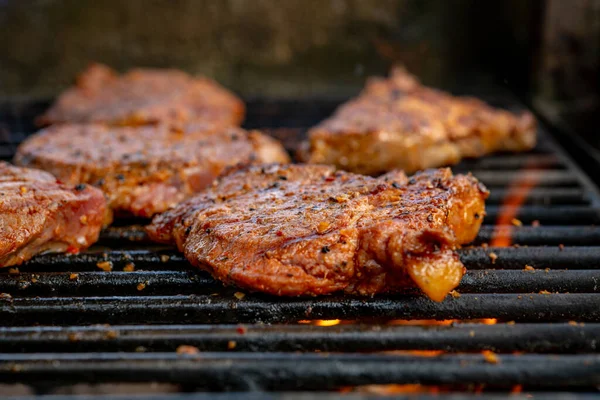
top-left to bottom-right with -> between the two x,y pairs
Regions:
0,0 -> 539,99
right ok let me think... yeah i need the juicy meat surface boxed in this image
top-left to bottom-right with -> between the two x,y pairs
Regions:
14,124 -> 290,218
0,162 -> 107,267
147,164 -> 488,301
37,63 -> 245,129
302,68 -> 537,174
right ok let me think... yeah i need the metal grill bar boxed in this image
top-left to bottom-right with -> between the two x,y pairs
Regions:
475,226 -> 600,245
10,246 -> 600,272
486,188 -> 589,205
0,293 -> 598,325
459,247 -> 600,269
1,353 -> 598,390
0,269 -> 598,297
472,171 -> 581,188
4,394 -> 599,400
484,205 -> 600,224
0,323 -> 596,353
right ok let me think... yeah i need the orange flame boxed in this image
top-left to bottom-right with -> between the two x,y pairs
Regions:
491,164 -> 540,247
298,319 -> 342,326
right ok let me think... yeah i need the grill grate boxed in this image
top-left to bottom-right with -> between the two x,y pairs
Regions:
1,92 -> 600,397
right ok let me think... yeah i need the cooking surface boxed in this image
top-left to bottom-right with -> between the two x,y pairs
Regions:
0,89 -> 600,395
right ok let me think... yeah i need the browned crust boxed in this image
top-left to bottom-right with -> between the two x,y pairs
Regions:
14,124 -> 290,217
37,63 -> 245,129
0,162 -> 107,267
147,164 -> 488,301
302,68 -> 537,174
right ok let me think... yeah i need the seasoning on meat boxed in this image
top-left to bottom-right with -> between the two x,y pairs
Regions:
0,162 -> 107,267
14,124 -> 290,218
37,63 -> 244,129
301,67 -> 537,174
147,164 -> 488,302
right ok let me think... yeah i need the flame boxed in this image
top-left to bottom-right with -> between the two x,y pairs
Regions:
314,319 -> 341,326
388,319 -> 454,326
490,164 -> 540,247
481,318 -> 498,325
384,350 -> 444,357
346,384 -> 442,394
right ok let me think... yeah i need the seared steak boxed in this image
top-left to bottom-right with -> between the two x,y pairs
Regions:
0,162 -> 107,267
14,124 -> 290,218
147,164 -> 488,301
37,63 -> 244,129
302,68 -> 536,174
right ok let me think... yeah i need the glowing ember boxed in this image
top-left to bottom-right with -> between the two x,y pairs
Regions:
314,319 -> 341,326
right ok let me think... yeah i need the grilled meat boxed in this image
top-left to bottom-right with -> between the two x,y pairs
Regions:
37,63 -> 244,129
302,68 -> 537,174
0,162 -> 107,267
15,124 -> 290,218
147,164 -> 488,301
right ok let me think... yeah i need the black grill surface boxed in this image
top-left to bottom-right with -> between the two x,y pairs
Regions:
1,91 -> 600,398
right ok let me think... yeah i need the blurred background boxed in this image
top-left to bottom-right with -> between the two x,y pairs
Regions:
0,0 -> 598,151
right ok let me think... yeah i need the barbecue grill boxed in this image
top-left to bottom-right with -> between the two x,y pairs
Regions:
1,84 -> 600,398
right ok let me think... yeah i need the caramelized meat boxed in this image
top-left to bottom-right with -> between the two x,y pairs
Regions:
37,63 -> 244,129
302,68 -> 536,174
147,164 -> 488,301
14,124 -> 290,218
0,162 -> 107,267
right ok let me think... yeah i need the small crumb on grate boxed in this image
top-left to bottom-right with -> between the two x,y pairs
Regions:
96,261 -> 113,272
0,293 -> 12,299
69,273 -> 79,280
531,220 -> 540,227
8,268 -> 19,274
137,282 -> 147,291
449,290 -> 461,299
105,330 -> 118,340
511,218 -> 522,227
488,252 -> 498,264
507,321 -> 516,325
483,351 -> 499,364
68,332 -> 81,342
227,340 -> 237,350
539,290 -> 551,295
524,265 -> 535,271
160,255 -> 170,263
481,243 -> 488,248
558,244 -> 565,251
177,345 -> 200,355
10,364 -> 22,372
568,321 -> 579,326
234,292 -> 246,300
123,263 -> 135,272
544,268 -> 550,273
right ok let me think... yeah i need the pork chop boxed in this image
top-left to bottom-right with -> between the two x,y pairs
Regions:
0,162 -> 107,267
37,63 -> 245,129
302,68 -> 537,174
14,124 -> 290,218
147,164 -> 488,301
